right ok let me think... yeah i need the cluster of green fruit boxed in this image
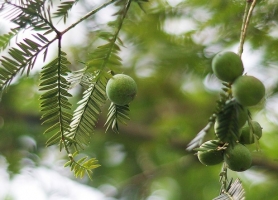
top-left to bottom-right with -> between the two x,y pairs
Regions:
106,74 -> 137,106
212,51 -> 265,107
196,51 -> 265,172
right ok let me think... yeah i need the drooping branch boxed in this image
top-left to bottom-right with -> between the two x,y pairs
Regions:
238,0 -> 257,57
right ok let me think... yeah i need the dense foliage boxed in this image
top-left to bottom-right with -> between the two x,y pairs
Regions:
0,0 -> 278,199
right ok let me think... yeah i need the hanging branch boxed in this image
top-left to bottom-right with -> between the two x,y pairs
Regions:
238,0 -> 258,57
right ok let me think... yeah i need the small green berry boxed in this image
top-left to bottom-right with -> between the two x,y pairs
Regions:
197,140 -> 224,166
232,75 -> 265,106
106,74 -> 137,106
224,143 -> 252,172
212,51 -> 244,82
240,121 -> 262,144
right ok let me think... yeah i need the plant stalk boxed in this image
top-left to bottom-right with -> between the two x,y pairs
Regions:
238,0 -> 257,57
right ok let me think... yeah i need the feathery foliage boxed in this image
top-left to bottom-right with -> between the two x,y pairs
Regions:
39,51 -> 72,148
215,100 -> 241,145
0,32 -> 51,99
0,28 -> 19,51
3,0 -> 55,34
0,0 -> 55,99
0,0 -> 138,179
66,72 -> 107,150
214,179 -> 245,200
64,152 -> 101,180
53,0 -> 78,23
105,103 -> 130,133
67,0 -> 133,150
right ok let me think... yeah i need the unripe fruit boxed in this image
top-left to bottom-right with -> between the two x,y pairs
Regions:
240,121 -> 262,144
237,106 -> 248,128
224,143 -> 252,172
232,75 -> 265,106
197,140 -> 224,166
212,51 -> 244,82
106,74 -> 137,106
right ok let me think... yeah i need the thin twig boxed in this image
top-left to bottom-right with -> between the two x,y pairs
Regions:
237,0 -> 257,57
61,0 -> 118,35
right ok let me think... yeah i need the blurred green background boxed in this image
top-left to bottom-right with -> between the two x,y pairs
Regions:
1,0 -> 278,199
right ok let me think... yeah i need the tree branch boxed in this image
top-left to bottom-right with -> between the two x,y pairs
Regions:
238,0 -> 257,57
61,0 -> 118,35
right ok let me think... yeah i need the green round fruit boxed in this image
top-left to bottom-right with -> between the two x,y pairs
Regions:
212,51 -> 244,82
232,75 -> 265,106
240,121 -> 262,144
237,106 -> 248,128
224,143 -> 252,172
106,74 -> 137,106
197,140 -> 224,166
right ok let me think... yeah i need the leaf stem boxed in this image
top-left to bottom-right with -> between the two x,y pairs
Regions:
237,0 -> 257,57
61,0 -> 118,35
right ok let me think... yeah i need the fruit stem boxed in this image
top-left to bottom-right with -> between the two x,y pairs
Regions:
238,0 -> 257,57
219,162 -> 229,193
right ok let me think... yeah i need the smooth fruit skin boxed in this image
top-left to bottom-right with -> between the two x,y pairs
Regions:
240,121 -> 262,144
197,140 -> 224,166
237,106 -> 248,128
198,150 -> 224,166
212,51 -> 244,82
106,74 -> 137,106
224,143 -> 252,172
232,75 -> 265,106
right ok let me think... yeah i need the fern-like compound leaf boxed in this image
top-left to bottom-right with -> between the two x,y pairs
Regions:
39,52 -> 73,148
3,0 -> 55,34
69,0 -> 132,138
0,0 -> 57,99
86,0 -> 131,73
53,0 -> 78,23
105,103 -> 130,133
0,34 -> 51,99
66,154 -> 100,180
215,100 -> 241,146
0,28 -> 19,51
66,73 -> 107,150
213,179 -> 245,200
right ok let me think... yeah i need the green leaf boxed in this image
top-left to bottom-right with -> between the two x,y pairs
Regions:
64,154 -> 100,180
213,179 -> 245,200
105,103 -> 130,133
215,100 -> 241,145
65,73 -> 107,149
53,0 -> 78,23
39,53 -> 73,147
0,28 -> 19,51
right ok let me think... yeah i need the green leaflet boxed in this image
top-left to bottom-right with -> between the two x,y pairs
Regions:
105,103 -> 130,133
215,100 -> 241,145
0,37 -> 45,98
85,0 -> 131,73
0,28 -> 19,51
66,74 -> 107,150
0,0 -> 56,99
213,179 -> 245,200
64,0 -> 133,147
63,153 -> 100,180
39,53 -> 73,148
53,0 -> 79,23
0,0 -> 134,180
